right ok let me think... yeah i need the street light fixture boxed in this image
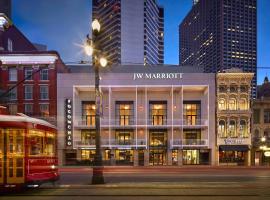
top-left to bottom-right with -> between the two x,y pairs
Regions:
84,19 -> 106,184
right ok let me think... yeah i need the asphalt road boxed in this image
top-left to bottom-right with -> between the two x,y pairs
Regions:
1,166 -> 270,200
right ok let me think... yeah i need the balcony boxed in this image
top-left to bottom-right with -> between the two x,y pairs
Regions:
182,119 -> 208,127
171,139 -> 208,148
74,140 -> 95,149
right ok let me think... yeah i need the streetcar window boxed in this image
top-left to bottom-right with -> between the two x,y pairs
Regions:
0,130 -> 3,154
45,132 -> 56,156
29,130 -> 44,156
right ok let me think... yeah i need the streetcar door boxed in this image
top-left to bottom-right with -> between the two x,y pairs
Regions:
0,129 -> 3,184
6,129 -> 25,184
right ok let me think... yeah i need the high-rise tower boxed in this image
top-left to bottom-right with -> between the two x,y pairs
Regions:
180,0 -> 257,96
92,0 -> 164,65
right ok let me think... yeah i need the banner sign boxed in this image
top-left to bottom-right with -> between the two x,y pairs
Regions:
65,99 -> 73,147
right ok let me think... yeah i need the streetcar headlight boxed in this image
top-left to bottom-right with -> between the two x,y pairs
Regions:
51,165 -> 57,170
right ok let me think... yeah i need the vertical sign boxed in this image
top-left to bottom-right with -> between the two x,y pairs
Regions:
65,99 -> 73,147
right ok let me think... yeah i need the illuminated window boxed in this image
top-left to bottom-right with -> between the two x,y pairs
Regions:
29,130 -> 45,156
81,130 -> 95,145
239,98 -> 247,110
82,101 -> 96,126
218,99 -> 226,110
228,98 -> 237,110
116,131 -> 133,145
81,150 -> 95,161
239,120 -> 247,138
228,120 -> 237,137
45,132 -> 55,156
149,101 -> 167,125
218,120 -> 226,137
183,101 -> 201,125
116,101 -> 134,126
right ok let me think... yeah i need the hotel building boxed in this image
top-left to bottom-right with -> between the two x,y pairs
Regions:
92,0 -> 164,65
216,68 -> 253,166
57,65 -> 216,166
179,0 -> 257,97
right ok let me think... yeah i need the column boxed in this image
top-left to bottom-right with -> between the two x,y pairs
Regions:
144,149 -> 149,166
133,150 -> 138,166
178,149 -> 183,166
167,150 -> 172,165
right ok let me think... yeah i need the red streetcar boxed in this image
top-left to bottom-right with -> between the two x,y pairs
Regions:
0,109 -> 59,188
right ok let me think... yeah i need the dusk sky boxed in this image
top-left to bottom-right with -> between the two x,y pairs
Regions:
12,0 -> 270,84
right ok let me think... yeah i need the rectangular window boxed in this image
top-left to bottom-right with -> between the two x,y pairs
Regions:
24,68 -> 33,80
81,130 -> 95,145
115,130 -> 133,145
40,104 -> 49,117
45,132 -> 56,156
253,109 -> 260,124
9,68 -> 17,81
149,131 -> 166,146
24,85 -> 33,100
115,101 -> 134,126
82,101 -> 96,126
40,85 -> 49,100
183,101 -> 201,125
24,104 -> 33,115
9,86 -> 17,100
183,129 -> 202,145
8,104 -> 17,115
29,130 -> 44,156
264,109 -> 270,124
40,69 -> 49,80
149,101 -> 167,125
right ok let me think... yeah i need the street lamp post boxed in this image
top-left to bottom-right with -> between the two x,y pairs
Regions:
84,19 -> 107,184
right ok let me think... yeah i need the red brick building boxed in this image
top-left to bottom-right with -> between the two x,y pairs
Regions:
0,14 -> 68,125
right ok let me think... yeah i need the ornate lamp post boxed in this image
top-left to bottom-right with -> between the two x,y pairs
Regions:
84,19 -> 107,184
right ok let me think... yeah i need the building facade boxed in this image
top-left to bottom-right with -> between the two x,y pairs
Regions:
179,0 -> 257,97
92,0 -> 164,65
252,77 -> 270,166
216,69 -> 253,166
57,65 -> 216,166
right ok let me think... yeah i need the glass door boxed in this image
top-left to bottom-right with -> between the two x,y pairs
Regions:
6,129 -> 25,184
0,129 -> 3,184
150,150 -> 165,165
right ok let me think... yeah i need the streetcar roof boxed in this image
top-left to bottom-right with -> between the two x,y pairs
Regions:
0,113 -> 56,129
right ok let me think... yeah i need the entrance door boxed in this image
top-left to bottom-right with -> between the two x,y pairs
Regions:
150,150 -> 165,165
138,150 -> 144,166
6,129 -> 25,184
0,129 -> 3,184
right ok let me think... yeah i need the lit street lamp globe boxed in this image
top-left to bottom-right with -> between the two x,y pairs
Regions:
92,19 -> 101,33
99,57 -> 108,67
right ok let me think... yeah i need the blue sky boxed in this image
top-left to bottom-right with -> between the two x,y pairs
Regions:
12,0 -> 270,84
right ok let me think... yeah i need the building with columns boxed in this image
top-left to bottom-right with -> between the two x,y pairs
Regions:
57,65 -> 216,166
216,68 -> 254,166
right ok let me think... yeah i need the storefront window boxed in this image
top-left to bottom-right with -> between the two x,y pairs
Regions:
218,99 -> 226,110
81,150 -> 95,161
82,101 -> 96,126
183,129 -> 201,145
219,151 -> 245,165
218,120 -> 226,137
183,101 -> 201,125
183,150 -> 199,165
228,120 -> 237,137
29,130 -> 44,156
172,150 -> 178,165
149,101 -> 167,125
115,101 -> 134,126
115,150 -> 133,165
239,120 -> 248,138
149,149 -> 166,165
228,98 -> 237,110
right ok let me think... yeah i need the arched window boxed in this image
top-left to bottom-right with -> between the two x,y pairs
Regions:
218,120 -> 226,137
264,129 -> 270,138
218,99 -> 226,110
239,120 -> 247,138
228,98 -> 237,110
228,120 -> 236,137
239,98 -> 247,110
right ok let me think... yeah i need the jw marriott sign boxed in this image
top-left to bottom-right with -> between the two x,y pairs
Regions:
133,73 -> 183,80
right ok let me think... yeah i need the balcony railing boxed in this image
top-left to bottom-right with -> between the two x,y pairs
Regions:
171,139 -> 208,147
74,118 -> 209,128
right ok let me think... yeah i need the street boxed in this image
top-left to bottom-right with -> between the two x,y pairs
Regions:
1,166 -> 270,200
